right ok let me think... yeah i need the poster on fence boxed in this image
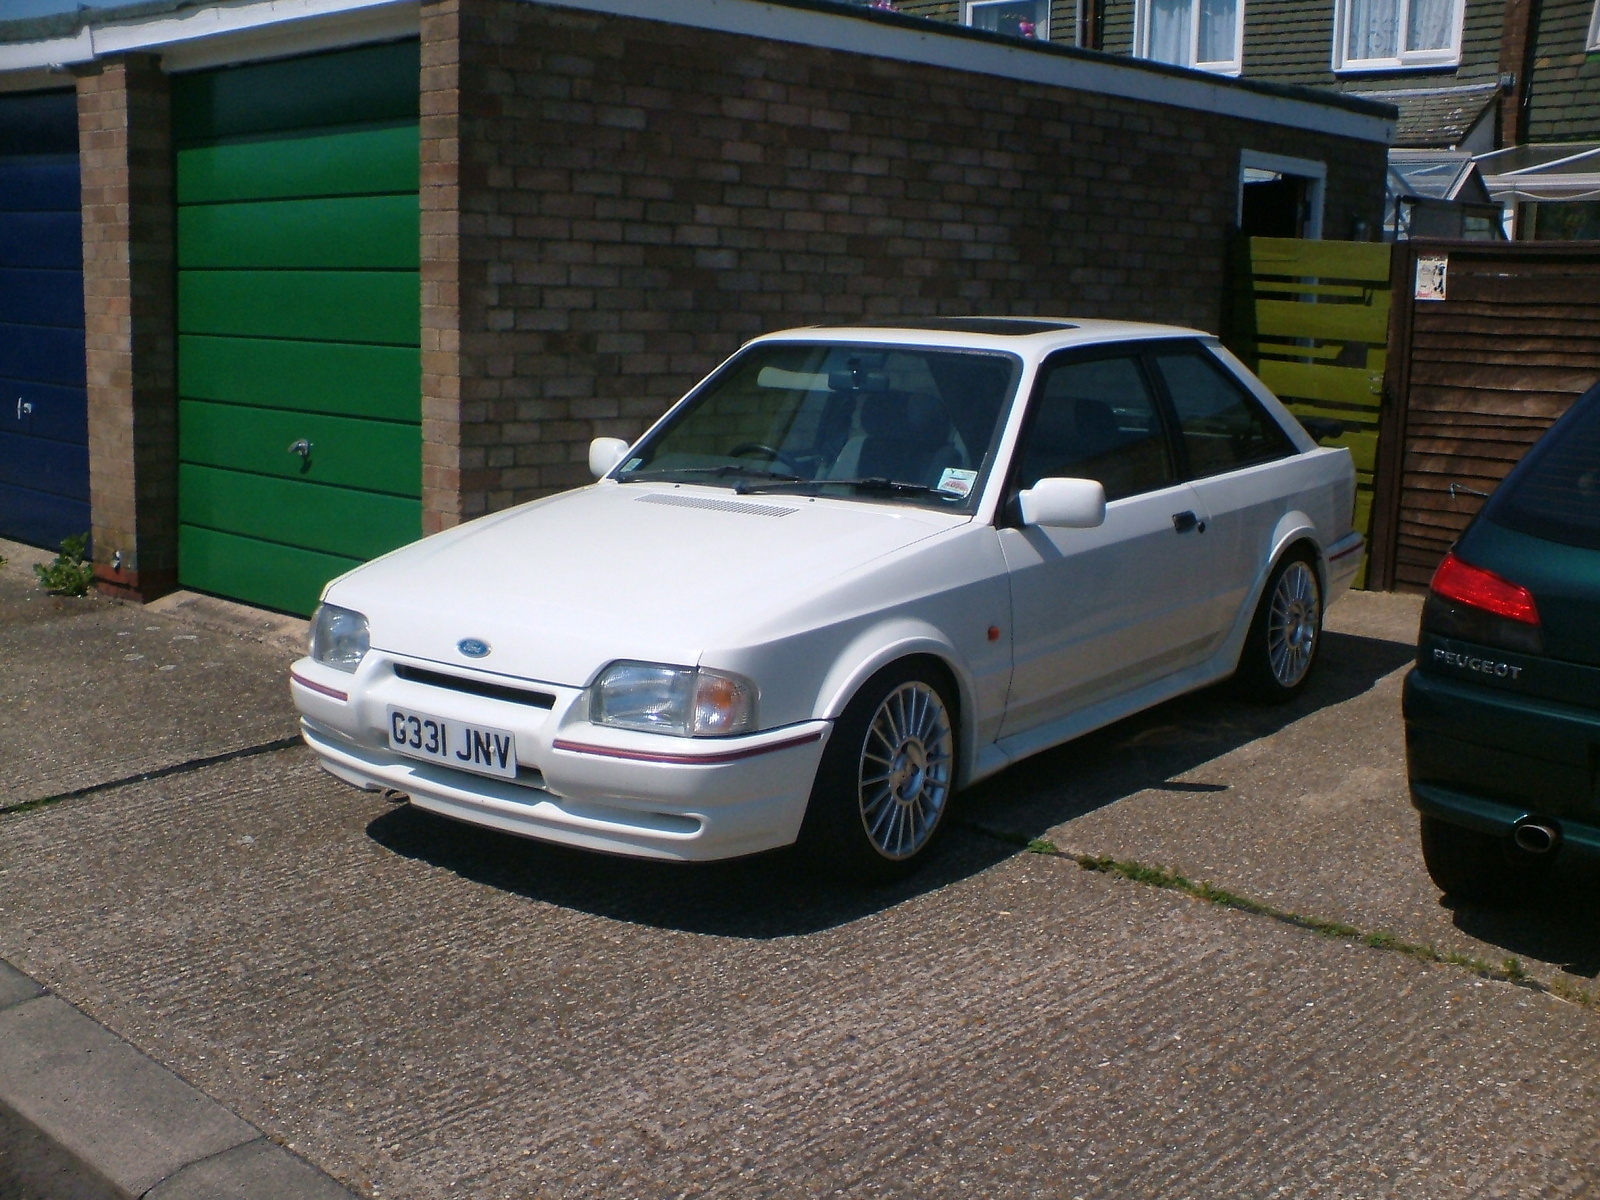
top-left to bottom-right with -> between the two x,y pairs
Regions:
1414,255 -> 1448,301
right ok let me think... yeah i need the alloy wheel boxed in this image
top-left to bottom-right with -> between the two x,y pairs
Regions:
1267,560 -> 1320,688
857,681 -> 954,860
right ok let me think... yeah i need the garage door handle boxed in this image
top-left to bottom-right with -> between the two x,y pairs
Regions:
288,438 -> 313,460
16,398 -> 32,420
1172,510 -> 1205,534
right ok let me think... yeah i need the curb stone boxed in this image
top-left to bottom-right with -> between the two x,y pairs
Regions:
0,960 -> 355,1200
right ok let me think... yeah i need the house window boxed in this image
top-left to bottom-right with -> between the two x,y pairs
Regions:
964,0 -> 1049,40
1134,0 -> 1244,75
1333,0 -> 1464,71
1588,0 -> 1600,51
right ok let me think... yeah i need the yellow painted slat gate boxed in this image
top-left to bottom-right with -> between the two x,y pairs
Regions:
1225,236 -> 1395,588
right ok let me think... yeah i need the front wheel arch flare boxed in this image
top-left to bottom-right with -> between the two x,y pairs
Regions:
813,630 -> 977,780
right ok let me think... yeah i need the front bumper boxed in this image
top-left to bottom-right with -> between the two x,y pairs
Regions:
1403,666 -> 1600,857
291,654 -> 831,862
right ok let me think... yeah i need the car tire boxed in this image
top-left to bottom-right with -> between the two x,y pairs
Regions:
798,660 -> 957,885
1418,815 -> 1546,906
1236,549 -> 1322,703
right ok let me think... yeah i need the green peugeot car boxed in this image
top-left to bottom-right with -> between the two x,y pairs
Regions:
1404,378 -> 1600,904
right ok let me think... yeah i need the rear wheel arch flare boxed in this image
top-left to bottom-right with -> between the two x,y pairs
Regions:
1239,540 -> 1324,700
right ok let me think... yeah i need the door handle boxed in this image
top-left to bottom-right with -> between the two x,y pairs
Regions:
16,398 -> 33,420
1172,510 -> 1205,534
288,438 -> 312,460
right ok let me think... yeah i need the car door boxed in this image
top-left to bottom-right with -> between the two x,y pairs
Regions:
997,349 -> 1215,738
1145,343 -> 1299,638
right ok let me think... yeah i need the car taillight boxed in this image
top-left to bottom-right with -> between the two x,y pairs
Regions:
1420,551 -> 1543,656
1429,552 -> 1540,625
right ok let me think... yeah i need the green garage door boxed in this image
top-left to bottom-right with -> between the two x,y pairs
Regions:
174,41 -> 421,615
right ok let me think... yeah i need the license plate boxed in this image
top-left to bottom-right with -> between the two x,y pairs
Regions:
386,706 -> 517,780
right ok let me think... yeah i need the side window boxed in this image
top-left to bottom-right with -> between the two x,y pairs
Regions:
1153,350 -> 1294,478
1014,355 -> 1175,501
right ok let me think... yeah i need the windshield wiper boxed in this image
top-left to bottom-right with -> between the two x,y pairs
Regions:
618,464 -> 802,484
735,476 -> 941,497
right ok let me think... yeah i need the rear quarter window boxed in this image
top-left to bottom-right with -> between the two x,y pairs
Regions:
1151,349 -> 1295,479
1484,383 -> 1600,551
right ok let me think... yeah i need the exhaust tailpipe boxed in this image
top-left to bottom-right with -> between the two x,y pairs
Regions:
1512,821 -> 1560,855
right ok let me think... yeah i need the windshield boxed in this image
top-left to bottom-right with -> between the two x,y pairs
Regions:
615,342 -> 1022,510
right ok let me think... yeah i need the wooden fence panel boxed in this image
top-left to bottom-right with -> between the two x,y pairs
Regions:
1378,242 -> 1600,591
1226,236 -> 1393,587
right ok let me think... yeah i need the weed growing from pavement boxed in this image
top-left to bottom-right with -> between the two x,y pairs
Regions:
983,826 -> 1599,1013
34,534 -> 95,596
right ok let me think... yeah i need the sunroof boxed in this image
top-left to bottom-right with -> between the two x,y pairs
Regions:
845,317 -> 1078,336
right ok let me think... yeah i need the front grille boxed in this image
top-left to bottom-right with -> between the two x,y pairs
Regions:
393,663 -> 556,710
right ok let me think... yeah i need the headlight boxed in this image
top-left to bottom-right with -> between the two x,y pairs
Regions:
591,661 -> 756,737
310,604 -> 370,673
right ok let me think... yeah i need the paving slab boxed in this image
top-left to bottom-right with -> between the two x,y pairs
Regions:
2,745 -> 1599,1199
969,590 -> 1600,990
0,1097 -> 123,1200
147,1137 -> 356,1200
0,965 -> 357,1200
0,960 -> 43,1010
0,995 -> 259,1197
0,545 -> 300,808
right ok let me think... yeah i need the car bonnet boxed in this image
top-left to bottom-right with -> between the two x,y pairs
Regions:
325,483 -> 964,687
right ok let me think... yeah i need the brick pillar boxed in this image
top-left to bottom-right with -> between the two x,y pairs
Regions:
1497,0 -> 1536,148
77,54 -> 177,600
420,0 -> 472,536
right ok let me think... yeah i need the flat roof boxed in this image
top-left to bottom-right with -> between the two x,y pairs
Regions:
0,0 -> 1395,144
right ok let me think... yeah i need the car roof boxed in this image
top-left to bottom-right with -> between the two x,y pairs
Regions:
750,317 -> 1211,355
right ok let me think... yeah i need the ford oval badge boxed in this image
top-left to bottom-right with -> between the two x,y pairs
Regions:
457,638 -> 491,659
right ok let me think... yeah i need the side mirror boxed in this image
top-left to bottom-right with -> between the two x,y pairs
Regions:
1017,477 -> 1106,529
1300,416 -> 1343,445
589,437 -> 630,480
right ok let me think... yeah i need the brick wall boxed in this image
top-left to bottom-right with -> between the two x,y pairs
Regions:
421,0 -> 1386,526
76,54 -> 176,599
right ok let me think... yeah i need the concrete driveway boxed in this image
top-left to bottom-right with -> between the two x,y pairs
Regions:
2,542 -> 1597,1199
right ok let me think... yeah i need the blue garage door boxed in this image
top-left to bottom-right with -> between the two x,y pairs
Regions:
0,90 -> 87,550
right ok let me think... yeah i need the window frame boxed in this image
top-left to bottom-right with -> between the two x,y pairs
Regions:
1588,0 -> 1600,52
962,0 -> 1051,40
1132,0 -> 1246,76
999,345 -> 1183,523
1331,0 -> 1465,73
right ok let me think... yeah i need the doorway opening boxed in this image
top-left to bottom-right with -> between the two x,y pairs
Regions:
1238,151 -> 1326,239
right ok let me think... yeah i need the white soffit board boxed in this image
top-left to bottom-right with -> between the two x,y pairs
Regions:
534,0 -> 1393,143
0,0 -> 418,74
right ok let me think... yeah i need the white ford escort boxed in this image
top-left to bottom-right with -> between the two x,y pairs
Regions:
291,318 -> 1362,881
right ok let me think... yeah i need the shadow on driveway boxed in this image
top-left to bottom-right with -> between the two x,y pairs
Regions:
1445,874 -> 1600,979
366,626 -> 1417,938
959,627 -> 1417,836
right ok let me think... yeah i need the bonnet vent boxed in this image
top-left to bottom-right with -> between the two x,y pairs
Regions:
636,493 -> 797,517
